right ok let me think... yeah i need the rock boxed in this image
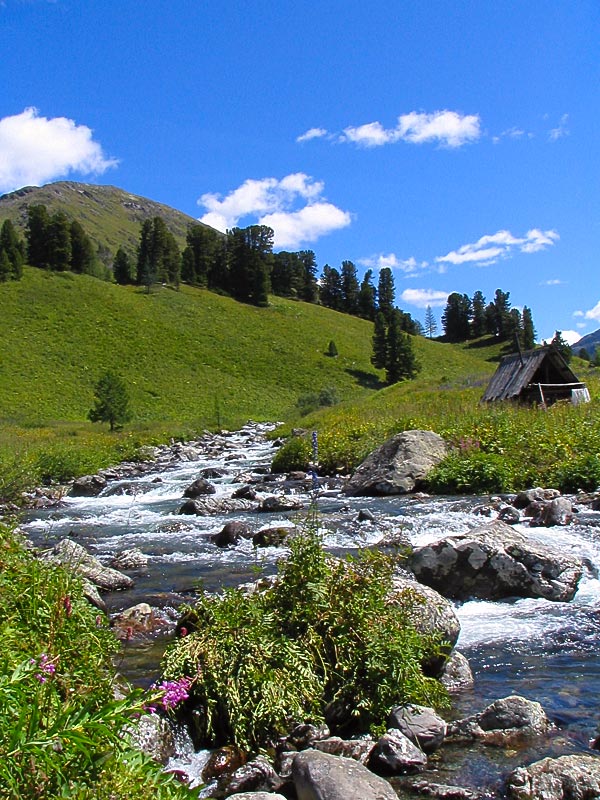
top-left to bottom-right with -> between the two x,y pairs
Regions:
407,780 -> 481,799
390,576 -> 461,675
291,749 -> 398,800
497,505 -> 521,524
387,705 -> 447,753
126,713 -> 176,764
530,497 -> 573,527
233,484 -> 258,500
513,488 -> 561,509
202,745 -> 247,783
228,795 -> 287,800
70,474 -> 107,497
49,539 -> 134,591
411,519 -> 583,602
110,548 -> 148,570
221,756 -> 283,796
314,736 -> 374,764
252,527 -> 291,547
344,430 -> 448,496
286,723 -> 331,750
178,497 -> 255,516
258,495 -> 304,513
507,753 -> 600,799
358,508 -> 377,523
183,478 -> 217,498
448,695 -> 552,746
82,580 -> 107,611
212,521 -> 250,548
200,467 -> 226,479
368,728 -> 428,775
112,603 -> 169,638
439,651 -> 474,692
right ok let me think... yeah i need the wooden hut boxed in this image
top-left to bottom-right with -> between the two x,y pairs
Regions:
481,345 -> 590,406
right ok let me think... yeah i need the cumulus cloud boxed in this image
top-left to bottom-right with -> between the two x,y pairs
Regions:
296,127 -> 328,143
400,288 -> 449,308
549,113 -> 569,141
436,228 -> 559,268
358,253 -> 428,274
582,300 -> 600,322
338,110 -> 481,148
0,107 -> 117,193
198,173 -> 351,248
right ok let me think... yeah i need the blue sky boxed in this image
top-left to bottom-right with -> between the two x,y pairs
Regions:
1,0 -> 599,343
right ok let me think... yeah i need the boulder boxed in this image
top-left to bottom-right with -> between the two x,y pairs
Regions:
411,519 -> 583,601
313,736 -> 374,764
291,749 -> 397,800
286,723 -> 331,750
212,521 -> 251,548
221,756 -> 283,796
390,576 -> 460,675
178,497 -> 255,516
507,753 -> 600,799
49,539 -> 133,591
252,527 -> 291,547
126,713 -> 176,764
228,795 -> 287,800
258,495 -> 304,513
513,488 -> 561,509
70,474 -> 107,497
447,695 -> 552,746
202,745 -> 247,783
439,651 -> 474,692
407,781 -> 481,800
530,497 -> 573,527
344,430 -> 448,496
110,548 -> 148,570
183,478 -> 217,498
368,728 -> 428,775
387,704 -> 447,753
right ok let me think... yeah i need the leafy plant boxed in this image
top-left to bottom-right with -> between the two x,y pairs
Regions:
161,519 -> 448,751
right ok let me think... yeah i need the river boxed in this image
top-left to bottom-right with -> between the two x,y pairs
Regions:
21,422 -> 600,795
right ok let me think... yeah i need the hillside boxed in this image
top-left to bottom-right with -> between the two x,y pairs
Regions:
574,328 -> 600,358
0,181 -> 213,260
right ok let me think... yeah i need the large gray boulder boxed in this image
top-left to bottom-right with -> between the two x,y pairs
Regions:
70,474 -> 107,497
507,753 -> 600,799
49,539 -> 134,591
387,704 -> 447,754
411,519 -> 583,601
344,430 -> 448,496
292,749 -> 397,800
448,695 -> 552,746
368,728 -> 428,775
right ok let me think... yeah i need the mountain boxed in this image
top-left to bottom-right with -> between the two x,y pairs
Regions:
0,181 -> 213,261
573,328 -> 600,358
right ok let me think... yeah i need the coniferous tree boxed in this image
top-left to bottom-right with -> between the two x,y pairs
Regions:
442,293 -> 471,341
183,224 -> 220,287
113,247 -> 135,285
385,309 -> 420,384
136,219 -> 155,289
298,250 -> 319,303
550,330 -> 573,363
522,306 -> 536,350
320,265 -> 343,311
470,291 -> 486,338
69,220 -> 97,275
88,371 -> 132,431
377,267 -> 395,323
47,212 -> 72,271
424,305 -> 438,338
579,347 -> 590,362
340,260 -> 360,315
0,248 -> 11,282
358,269 -> 377,320
493,288 -> 512,340
371,312 -> 388,370
26,204 -> 51,268
0,219 -> 24,279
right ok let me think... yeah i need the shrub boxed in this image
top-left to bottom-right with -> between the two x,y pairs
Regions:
425,451 -> 516,494
550,453 -> 600,493
161,521 -> 448,751
271,435 -> 312,472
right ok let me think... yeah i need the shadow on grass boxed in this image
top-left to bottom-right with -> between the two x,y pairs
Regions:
345,368 -> 386,390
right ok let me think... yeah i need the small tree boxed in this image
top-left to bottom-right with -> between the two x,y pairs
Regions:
424,305 -> 438,338
550,330 -> 573,364
327,340 -> 338,357
88,372 -> 131,431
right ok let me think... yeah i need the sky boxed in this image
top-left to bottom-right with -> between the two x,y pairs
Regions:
1,0 -> 599,343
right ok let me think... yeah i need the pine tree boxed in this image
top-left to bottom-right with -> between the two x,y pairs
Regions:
69,220 -> 97,275
0,248 -> 11,282
358,269 -> 377,320
385,309 -> 420,384
298,250 -> 319,303
377,267 -> 395,322
26,204 -> 51,268
0,219 -> 24,279
470,291 -> 486,338
47,212 -> 72,271
550,331 -> 573,363
319,265 -> 343,310
88,371 -> 132,431
424,305 -> 438,338
340,260 -> 360,315
113,247 -> 135,285
522,306 -> 536,350
442,293 -> 471,341
493,288 -> 512,340
371,312 -> 388,370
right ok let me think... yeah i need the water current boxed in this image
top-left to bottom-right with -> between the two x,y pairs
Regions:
21,422 -> 600,794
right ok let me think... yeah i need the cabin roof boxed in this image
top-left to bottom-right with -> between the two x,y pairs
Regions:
481,345 -> 583,402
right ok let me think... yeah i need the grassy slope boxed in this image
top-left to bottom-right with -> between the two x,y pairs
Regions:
0,181 -> 207,256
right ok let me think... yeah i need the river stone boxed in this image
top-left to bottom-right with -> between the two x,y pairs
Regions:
313,736 -> 374,764
252,527 -> 291,547
49,538 -> 134,591
212,521 -> 250,547
178,497 -> 255,516
448,695 -> 552,746
410,519 -> 583,601
368,728 -> 428,775
110,547 -> 148,570
513,487 -> 561,509
183,477 -> 217,498
291,749 -> 397,800
202,745 -> 247,782
387,704 -> 447,753
530,496 -> 573,527
390,576 -> 460,675
286,723 -> 331,750
343,430 -> 448,496
258,495 -> 304,512
70,474 -> 107,497
221,756 -> 283,796
407,780 -> 482,799
439,651 -> 474,692
126,713 -> 176,764
507,753 -> 600,800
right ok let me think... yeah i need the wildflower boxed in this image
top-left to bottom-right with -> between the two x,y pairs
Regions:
311,430 -> 319,462
179,626 -> 188,637
34,653 -> 57,683
153,677 -> 192,711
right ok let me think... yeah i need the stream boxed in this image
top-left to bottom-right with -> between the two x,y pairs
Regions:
21,421 -> 600,795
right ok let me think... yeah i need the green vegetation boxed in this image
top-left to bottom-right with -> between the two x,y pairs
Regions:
0,523 -> 192,799
161,520 -> 448,751
88,371 -> 132,431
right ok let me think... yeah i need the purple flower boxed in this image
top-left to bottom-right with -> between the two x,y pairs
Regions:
34,653 -> 57,683
153,677 -> 192,711
311,430 -> 319,462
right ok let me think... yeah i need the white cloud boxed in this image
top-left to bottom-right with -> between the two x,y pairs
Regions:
541,278 -> 565,286
400,288 -> 449,308
583,300 -> 600,322
560,330 -> 581,345
312,109 -> 482,149
198,173 -> 351,248
296,127 -> 328,143
0,107 -> 117,193
549,113 -> 569,141
358,253 -> 428,274
436,228 -> 559,268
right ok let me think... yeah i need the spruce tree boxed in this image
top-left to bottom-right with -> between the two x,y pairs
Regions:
0,219 -> 24,279
371,312 -> 388,370
358,269 -> 377,320
377,267 -> 395,322
88,371 -> 132,431
113,247 -> 135,285
26,204 -> 51,268
424,305 -> 438,338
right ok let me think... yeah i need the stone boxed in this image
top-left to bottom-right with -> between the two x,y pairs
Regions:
368,728 -> 428,775
448,695 -> 552,746
411,519 -> 583,602
507,753 -> 600,799
286,723 -> 331,750
178,497 -> 255,516
407,780 -> 481,800
221,756 -> 283,796
313,736 -> 374,764
212,521 -> 250,547
252,527 -> 291,547
202,745 -> 247,782
530,497 -> 573,527
49,539 -> 134,591
228,795 -> 287,800
183,478 -> 216,498
70,474 -> 107,497
513,488 -> 561,509
110,548 -> 148,570
497,505 -> 521,524
292,749 -> 397,800
258,495 -> 304,513
126,713 -> 176,764
439,651 -> 474,692
358,508 -> 376,522
344,430 -> 448,496
387,704 -> 447,753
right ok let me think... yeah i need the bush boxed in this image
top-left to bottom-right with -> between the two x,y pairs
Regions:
161,521 -> 448,751
271,435 -> 312,472
550,453 -> 600,492
425,451 -> 516,494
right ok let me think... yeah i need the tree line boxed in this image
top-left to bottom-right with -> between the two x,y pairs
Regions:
440,289 -> 536,349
